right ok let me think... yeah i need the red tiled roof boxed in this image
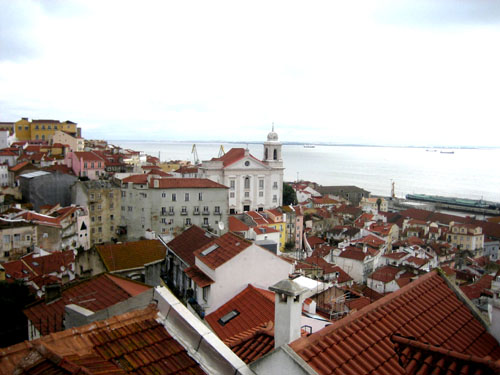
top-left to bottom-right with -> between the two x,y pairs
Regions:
205,284 -> 275,342
353,234 -> 385,248
150,178 -> 228,189
345,296 -> 371,311
253,226 -> 279,235
441,265 -> 457,276
290,270 -> 500,374
73,151 -> 104,162
3,305 -> 206,375
24,274 -> 151,335
194,232 -> 252,270
166,225 -> 214,267
210,148 -> 262,167
307,236 -> 325,247
383,251 -> 408,260
311,244 -> 333,258
391,334 -> 500,375
122,174 -> 149,184
184,265 -> 214,287
9,161 -> 31,172
96,239 -> 166,272
225,322 -> 275,364
369,265 -> 401,283
460,275 -> 494,300
229,216 -> 250,232
21,251 -> 74,276
405,256 -> 429,268
338,247 -> 370,261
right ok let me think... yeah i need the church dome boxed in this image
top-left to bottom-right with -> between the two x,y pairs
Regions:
267,126 -> 279,142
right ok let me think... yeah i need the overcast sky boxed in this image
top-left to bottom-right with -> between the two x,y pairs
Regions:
1,0 -> 499,147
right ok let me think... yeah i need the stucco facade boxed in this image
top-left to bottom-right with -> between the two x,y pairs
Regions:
120,176 -> 229,240
199,129 -> 284,214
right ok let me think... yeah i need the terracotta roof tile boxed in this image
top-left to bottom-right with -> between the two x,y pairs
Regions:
229,216 -> 250,232
225,322 -> 275,364
205,284 -> 274,342
369,265 -> 401,283
166,225 -> 214,266
96,239 -> 166,272
184,265 -> 214,287
290,271 -> 500,374
23,274 -> 151,336
194,232 -> 252,270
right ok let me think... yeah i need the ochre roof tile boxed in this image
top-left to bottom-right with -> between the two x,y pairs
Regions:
96,239 -> 166,272
194,232 -> 252,270
166,225 -> 214,266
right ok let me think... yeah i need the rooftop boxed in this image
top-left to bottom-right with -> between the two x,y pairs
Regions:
290,270 -> 500,374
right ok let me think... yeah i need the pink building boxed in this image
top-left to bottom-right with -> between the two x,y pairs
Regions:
66,151 -> 105,180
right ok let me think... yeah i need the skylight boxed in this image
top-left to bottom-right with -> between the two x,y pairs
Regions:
218,310 -> 240,326
201,244 -> 219,256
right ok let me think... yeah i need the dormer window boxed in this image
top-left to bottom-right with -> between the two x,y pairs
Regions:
218,310 -> 239,326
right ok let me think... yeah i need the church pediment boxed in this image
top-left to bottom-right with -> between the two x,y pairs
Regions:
225,155 -> 270,170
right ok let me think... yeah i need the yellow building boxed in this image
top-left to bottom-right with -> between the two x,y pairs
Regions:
14,118 -> 80,142
264,209 -> 287,251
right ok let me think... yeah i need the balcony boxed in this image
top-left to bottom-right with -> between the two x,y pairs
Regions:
180,210 -> 188,216
202,210 -> 210,216
188,298 -> 205,319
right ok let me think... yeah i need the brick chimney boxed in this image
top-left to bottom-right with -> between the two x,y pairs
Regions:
269,279 -> 308,348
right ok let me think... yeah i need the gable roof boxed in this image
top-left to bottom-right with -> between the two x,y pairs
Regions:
205,284 -> 275,342
96,239 -> 166,271
194,232 -> 252,270
2,304 -> 206,375
229,216 -> 250,232
209,148 -> 264,168
23,273 -> 151,335
290,270 -> 500,374
166,225 -> 214,267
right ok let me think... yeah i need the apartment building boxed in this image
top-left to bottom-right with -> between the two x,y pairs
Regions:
120,175 -> 228,239
71,180 -> 122,246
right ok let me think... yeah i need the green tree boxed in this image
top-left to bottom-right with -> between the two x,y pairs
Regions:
283,183 -> 298,206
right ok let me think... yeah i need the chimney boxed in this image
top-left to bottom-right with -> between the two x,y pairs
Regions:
269,279 -> 308,348
45,283 -> 62,303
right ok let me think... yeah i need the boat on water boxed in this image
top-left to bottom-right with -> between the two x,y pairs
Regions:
440,150 -> 454,154
303,145 -> 315,148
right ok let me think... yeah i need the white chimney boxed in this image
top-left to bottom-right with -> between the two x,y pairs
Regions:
269,279 -> 308,349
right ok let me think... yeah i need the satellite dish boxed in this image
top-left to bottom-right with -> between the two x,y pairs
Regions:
218,221 -> 225,231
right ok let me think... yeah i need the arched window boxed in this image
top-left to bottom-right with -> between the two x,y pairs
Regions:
273,149 -> 277,160
265,148 -> 268,160
244,177 -> 250,189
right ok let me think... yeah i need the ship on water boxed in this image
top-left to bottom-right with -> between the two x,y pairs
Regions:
405,193 -> 500,215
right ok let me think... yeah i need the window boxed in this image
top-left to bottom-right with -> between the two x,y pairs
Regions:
203,286 -> 209,301
121,191 -> 126,197
109,202 -> 114,209
203,217 -> 209,226
259,191 -> 264,197
109,192 -> 114,198
91,216 -> 95,222
111,225 -> 114,231
169,206 -> 174,215
273,181 -> 278,189
54,125 -> 58,129
121,206 -> 125,211
162,192 -> 166,198
13,234 -> 20,242
91,162 -> 95,168
98,162 -> 101,168
161,207 -> 167,215
259,179 -> 264,189
185,218 -> 192,226
185,193 -> 190,201
48,125 -> 51,130
230,180 -> 235,190
35,125 -> 39,130
161,218 -> 167,224
18,126 -> 22,130
84,162 -> 88,169
244,177 -> 250,189
203,206 -> 209,214
3,234 -> 10,243
194,206 -> 200,214
214,206 -> 220,214
98,227 -> 102,233
181,206 -> 187,214
245,192 -> 249,198
128,206 -> 133,212
198,192 -> 203,201
273,195 -> 277,202
98,216 -> 102,222
110,214 -> 114,221
97,204 -> 102,210
172,193 -> 177,201
230,192 -> 235,198
91,205 -> 95,212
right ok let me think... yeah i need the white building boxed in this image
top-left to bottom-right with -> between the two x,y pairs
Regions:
199,128 -> 284,214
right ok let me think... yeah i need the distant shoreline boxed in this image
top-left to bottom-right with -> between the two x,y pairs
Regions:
108,139 -> 498,150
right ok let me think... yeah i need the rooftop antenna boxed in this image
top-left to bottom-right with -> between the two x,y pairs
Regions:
272,122 -> 275,132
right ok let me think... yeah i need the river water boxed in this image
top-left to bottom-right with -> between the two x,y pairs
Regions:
110,140 -> 500,203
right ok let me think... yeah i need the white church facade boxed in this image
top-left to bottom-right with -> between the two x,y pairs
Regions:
199,128 -> 284,214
